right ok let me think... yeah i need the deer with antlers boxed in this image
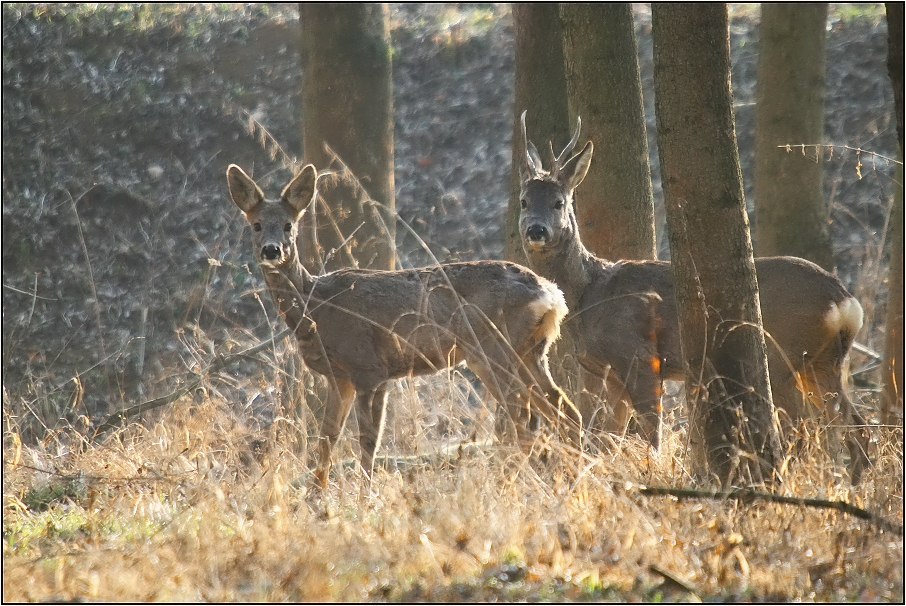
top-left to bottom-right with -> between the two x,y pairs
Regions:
227,163 -> 582,490
517,111 -> 870,482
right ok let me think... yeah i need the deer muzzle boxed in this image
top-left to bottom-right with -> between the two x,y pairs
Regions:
261,244 -> 283,263
523,224 -> 551,250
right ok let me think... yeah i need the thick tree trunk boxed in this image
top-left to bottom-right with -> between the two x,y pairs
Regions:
652,4 -> 782,486
506,3 -> 570,265
299,3 -> 395,272
885,3 -> 904,151
559,3 -> 656,261
882,2 -> 904,426
753,3 -> 833,271
883,155 -> 904,426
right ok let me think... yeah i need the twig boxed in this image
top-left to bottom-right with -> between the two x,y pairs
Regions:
92,328 -> 293,440
851,341 -> 882,361
779,143 -> 903,166
67,188 -> 107,360
638,485 -> 903,535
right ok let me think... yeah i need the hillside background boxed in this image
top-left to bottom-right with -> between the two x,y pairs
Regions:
2,3 -> 897,436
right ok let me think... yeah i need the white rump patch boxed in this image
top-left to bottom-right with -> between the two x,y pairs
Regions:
824,297 -> 864,336
529,279 -> 569,343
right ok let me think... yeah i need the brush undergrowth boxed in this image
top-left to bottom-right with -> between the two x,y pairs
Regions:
3,362 -> 903,601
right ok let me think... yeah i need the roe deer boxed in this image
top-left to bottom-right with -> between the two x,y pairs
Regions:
227,163 -> 581,489
517,111 -> 870,483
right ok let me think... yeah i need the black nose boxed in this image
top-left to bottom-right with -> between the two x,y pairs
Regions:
525,224 -> 549,241
261,244 -> 281,261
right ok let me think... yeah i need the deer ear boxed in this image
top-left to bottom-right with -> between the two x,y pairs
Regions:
281,164 -> 318,216
558,142 -> 593,191
227,164 -> 264,214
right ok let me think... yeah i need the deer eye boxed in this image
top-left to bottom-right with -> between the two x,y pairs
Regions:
284,223 -> 292,232
253,223 -> 262,232
520,199 -> 527,209
554,200 -> 564,210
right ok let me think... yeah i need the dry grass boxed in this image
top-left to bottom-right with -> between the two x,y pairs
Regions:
3,357 -> 903,602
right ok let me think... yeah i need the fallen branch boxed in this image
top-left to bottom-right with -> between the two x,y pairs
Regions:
639,485 -> 903,536
92,328 -> 293,441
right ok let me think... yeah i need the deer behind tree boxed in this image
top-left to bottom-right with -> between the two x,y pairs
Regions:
517,112 -> 870,483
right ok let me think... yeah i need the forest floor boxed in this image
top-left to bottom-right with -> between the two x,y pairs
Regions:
2,3 -> 902,601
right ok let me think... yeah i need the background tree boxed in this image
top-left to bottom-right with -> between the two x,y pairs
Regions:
505,3 -> 570,264
753,3 -> 833,271
882,2 -> 904,425
559,3 -> 656,261
652,4 -> 782,486
299,3 -> 395,272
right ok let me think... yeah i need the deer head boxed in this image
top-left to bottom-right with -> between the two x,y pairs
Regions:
518,110 -> 594,254
227,164 -> 318,268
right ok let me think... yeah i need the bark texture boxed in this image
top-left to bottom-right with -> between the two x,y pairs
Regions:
652,4 -> 781,486
882,2 -> 904,425
753,3 -> 833,271
560,3 -> 656,261
299,3 -> 395,271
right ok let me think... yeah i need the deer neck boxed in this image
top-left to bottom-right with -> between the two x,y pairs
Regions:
261,249 -> 317,336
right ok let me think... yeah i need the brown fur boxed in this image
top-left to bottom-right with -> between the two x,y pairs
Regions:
227,163 -> 581,490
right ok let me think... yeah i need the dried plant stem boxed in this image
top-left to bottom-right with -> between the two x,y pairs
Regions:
639,485 -> 903,535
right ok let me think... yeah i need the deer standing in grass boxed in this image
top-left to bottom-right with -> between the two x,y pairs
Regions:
227,163 -> 581,489
517,112 -> 870,482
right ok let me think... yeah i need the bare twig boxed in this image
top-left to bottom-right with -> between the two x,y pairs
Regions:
66,188 -> 107,359
638,485 -> 903,535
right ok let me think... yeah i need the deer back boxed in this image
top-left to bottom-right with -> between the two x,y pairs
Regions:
301,261 -> 567,379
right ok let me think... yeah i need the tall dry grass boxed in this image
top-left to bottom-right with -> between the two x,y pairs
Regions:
3,349 -> 903,601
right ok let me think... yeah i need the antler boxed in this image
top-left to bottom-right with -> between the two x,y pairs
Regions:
520,110 -> 544,177
550,116 -> 582,179
521,111 -> 583,180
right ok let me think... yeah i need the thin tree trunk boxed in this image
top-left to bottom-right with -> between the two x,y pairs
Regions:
560,3 -> 656,261
652,4 -> 781,487
753,3 -> 833,271
299,3 -> 395,272
506,3 -> 570,265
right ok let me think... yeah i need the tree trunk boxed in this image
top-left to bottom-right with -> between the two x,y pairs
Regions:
882,156 -> 903,425
885,3 -> 904,151
882,2 -> 904,426
753,3 -> 833,271
299,3 -> 395,272
559,3 -> 656,261
506,3 -> 570,265
652,4 -> 782,486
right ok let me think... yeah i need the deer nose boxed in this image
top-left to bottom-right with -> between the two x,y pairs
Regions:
525,224 -> 549,242
261,244 -> 281,261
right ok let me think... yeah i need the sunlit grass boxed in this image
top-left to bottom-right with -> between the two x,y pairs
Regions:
3,381 -> 902,601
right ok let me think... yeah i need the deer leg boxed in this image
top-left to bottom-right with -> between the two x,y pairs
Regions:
468,353 -> 535,448
621,352 -> 664,451
520,349 -> 583,446
814,366 -> 870,484
314,378 -> 356,490
355,384 -> 389,483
